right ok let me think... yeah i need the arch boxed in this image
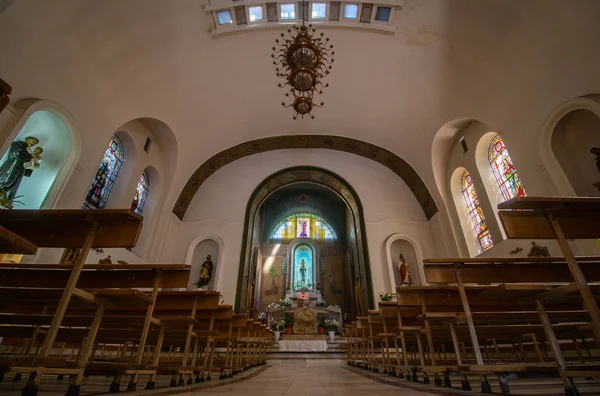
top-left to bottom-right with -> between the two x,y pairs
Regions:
384,233 -> 425,291
173,135 -> 438,221
235,166 -> 373,313
185,234 -> 225,291
0,99 -> 82,209
540,95 -> 600,195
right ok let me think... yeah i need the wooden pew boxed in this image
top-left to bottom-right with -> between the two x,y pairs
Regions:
424,257 -> 600,395
0,263 -> 190,395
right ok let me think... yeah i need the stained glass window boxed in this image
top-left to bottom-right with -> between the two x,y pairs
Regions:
131,170 -> 150,214
270,213 -> 337,242
461,170 -> 493,251
488,135 -> 526,201
83,136 -> 124,209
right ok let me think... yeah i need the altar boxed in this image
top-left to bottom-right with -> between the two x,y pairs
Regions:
278,335 -> 328,352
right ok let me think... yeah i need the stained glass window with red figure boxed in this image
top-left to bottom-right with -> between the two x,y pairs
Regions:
488,135 -> 526,201
461,170 -> 493,251
83,136 -> 124,209
131,170 -> 150,214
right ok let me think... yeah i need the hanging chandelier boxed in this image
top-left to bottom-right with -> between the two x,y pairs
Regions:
272,9 -> 334,119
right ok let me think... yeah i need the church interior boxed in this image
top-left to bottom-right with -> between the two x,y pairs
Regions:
1,0 -> 600,395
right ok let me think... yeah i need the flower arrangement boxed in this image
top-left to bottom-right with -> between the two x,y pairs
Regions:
324,318 -> 339,332
315,300 -> 328,308
283,313 -> 294,328
270,319 -> 285,332
379,291 -> 395,301
279,297 -> 293,307
327,304 -> 340,309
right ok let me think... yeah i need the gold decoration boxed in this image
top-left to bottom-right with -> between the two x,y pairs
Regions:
272,16 -> 334,119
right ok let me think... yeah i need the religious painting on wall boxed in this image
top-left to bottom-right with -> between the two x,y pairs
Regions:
321,257 -> 344,306
261,256 -> 283,303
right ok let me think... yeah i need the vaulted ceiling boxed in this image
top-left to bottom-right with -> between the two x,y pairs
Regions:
1,0 -> 599,206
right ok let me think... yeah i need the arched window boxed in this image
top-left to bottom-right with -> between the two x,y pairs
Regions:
131,169 -> 150,214
270,213 -> 337,242
488,135 -> 526,201
83,135 -> 124,209
461,170 -> 493,251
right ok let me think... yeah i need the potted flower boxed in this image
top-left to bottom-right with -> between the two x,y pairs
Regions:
324,318 -> 339,342
270,319 -> 285,342
318,316 -> 326,334
379,291 -> 395,302
283,313 -> 294,335
279,297 -> 293,307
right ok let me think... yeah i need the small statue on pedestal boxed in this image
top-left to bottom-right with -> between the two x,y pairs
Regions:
397,253 -> 413,287
196,254 -> 214,290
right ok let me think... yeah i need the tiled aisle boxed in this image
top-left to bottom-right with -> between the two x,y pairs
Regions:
174,360 -> 436,396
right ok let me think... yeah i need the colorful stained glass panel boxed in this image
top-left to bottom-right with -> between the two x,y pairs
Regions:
131,170 -> 150,214
83,136 -> 124,209
270,213 -> 337,241
461,170 -> 493,252
489,135 -> 526,201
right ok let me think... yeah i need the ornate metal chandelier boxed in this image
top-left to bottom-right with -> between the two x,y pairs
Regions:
272,13 -> 334,119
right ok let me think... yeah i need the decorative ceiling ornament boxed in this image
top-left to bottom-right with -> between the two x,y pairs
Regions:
272,11 -> 334,119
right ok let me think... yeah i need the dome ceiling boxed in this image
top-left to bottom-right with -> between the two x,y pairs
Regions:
0,0 -> 599,206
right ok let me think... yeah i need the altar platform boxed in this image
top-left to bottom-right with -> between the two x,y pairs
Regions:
278,334 -> 328,352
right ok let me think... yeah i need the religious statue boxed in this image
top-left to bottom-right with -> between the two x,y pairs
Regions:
60,248 -> 81,265
527,241 -> 550,258
397,253 -> 413,286
292,306 -> 317,334
196,254 -> 214,289
0,136 -> 41,202
299,259 -> 307,286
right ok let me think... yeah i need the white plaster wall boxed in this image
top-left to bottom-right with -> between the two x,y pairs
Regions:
551,110 -> 600,197
158,149 -> 438,307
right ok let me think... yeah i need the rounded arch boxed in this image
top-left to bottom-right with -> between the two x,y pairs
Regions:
173,135 -> 438,221
185,234 -> 225,291
0,98 -> 82,209
540,95 -> 600,196
384,233 -> 425,291
235,166 -> 373,313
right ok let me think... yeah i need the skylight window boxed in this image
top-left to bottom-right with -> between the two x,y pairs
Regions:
249,6 -> 264,22
343,4 -> 358,19
216,10 -> 233,25
374,6 -> 391,22
312,3 -> 326,19
281,3 -> 296,20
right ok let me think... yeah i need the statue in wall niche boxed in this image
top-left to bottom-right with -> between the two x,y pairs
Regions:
0,136 -> 41,202
397,253 -> 413,286
299,259 -> 308,285
527,241 -> 550,258
196,254 -> 214,290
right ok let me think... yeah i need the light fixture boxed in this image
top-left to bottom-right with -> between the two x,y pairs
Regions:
272,1 -> 334,119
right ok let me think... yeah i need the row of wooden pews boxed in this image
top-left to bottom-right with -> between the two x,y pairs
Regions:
0,209 -> 270,395
345,197 -> 600,395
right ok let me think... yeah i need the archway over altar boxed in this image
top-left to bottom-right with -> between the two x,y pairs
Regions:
235,167 -> 373,322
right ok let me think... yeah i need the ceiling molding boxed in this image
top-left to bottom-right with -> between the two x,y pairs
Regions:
172,135 -> 438,220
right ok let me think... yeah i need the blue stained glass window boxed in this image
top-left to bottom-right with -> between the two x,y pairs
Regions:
131,170 -> 150,214
461,170 -> 493,252
293,244 -> 313,290
488,135 -> 526,201
83,136 -> 124,210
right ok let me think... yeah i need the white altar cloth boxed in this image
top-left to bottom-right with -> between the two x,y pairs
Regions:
278,340 -> 328,352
